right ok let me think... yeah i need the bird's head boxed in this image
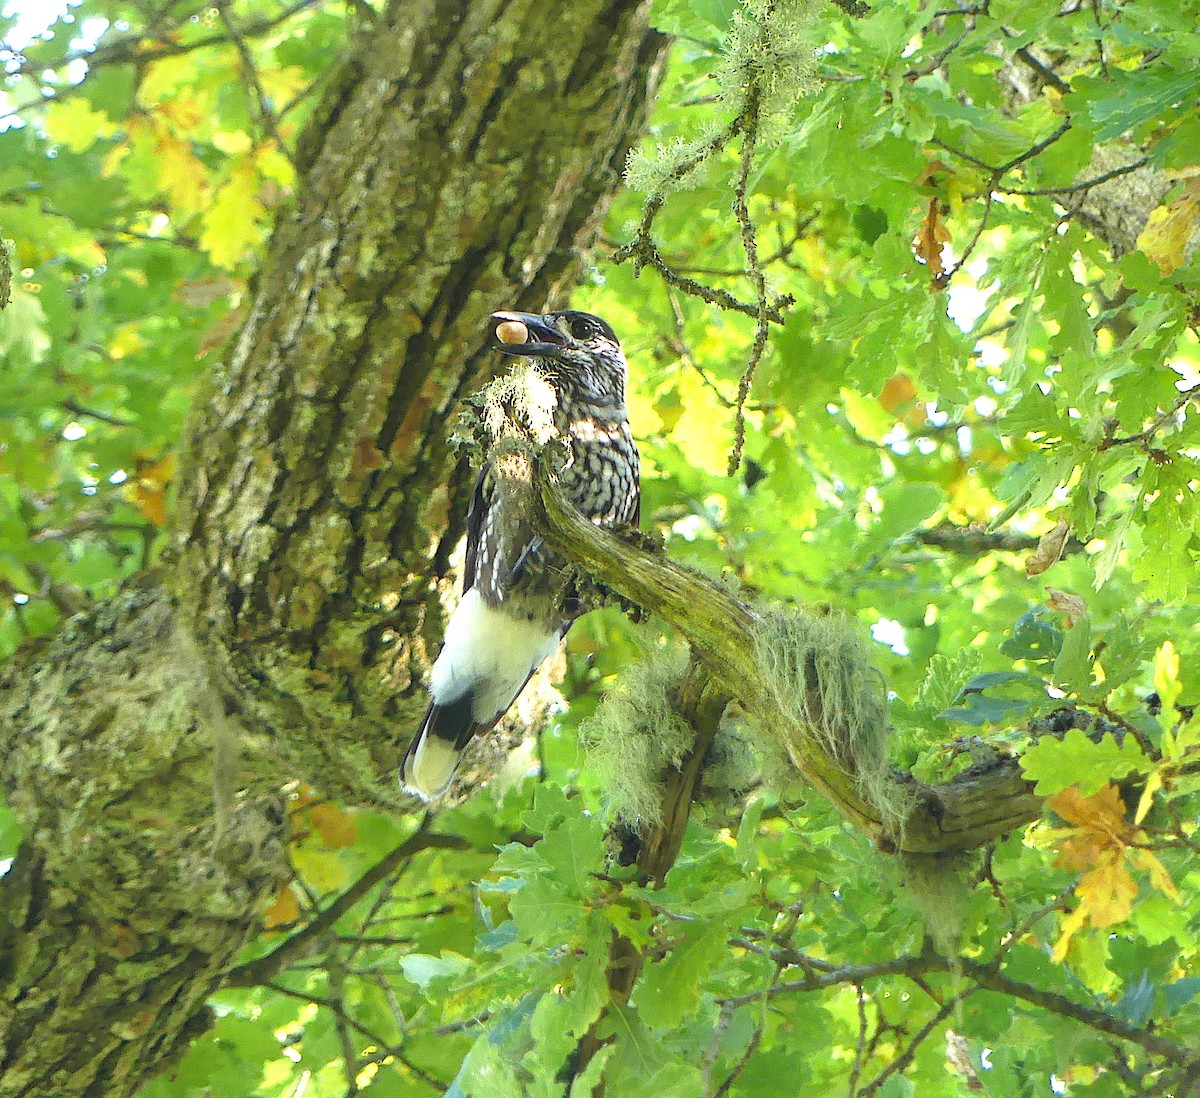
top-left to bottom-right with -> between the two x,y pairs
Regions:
490,310 -> 627,406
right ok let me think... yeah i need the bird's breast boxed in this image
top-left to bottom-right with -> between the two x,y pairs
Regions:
557,413 -> 639,527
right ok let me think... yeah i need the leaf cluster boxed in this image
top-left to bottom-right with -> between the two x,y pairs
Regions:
4,0 -> 1200,1094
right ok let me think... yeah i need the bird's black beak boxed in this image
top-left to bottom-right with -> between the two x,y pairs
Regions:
490,311 -> 568,360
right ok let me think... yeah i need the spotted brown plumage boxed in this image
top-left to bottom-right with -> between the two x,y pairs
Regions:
402,310 -> 640,799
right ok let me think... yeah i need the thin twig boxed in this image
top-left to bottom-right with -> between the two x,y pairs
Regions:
613,118 -> 741,267
995,119 -> 1072,177
858,989 -> 977,1096
264,981 -> 395,1051
10,0 -> 324,77
326,944 -> 362,1096
904,25 -> 973,80
225,819 -> 468,986
714,949 -> 1192,1065
938,188 -> 994,285
1003,31 -> 1072,93
712,1022 -> 765,1097
1098,390 -> 1195,451
1004,156 -> 1149,196
666,288 -> 736,408
728,80 -> 771,475
60,399 -> 133,428
847,985 -> 869,1097
215,0 -> 298,165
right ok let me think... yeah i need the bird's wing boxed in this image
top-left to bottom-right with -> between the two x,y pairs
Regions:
461,463 -> 490,592
462,462 -> 545,598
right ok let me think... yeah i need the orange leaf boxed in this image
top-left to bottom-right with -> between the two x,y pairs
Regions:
1047,783 -> 1129,839
913,160 -> 952,189
127,452 -> 176,527
309,802 -> 358,849
878,372 -> 918,413
1076,851 -> 1138,928
1054,829 -> 1111,873
913,198 -> 951,282
263,883 -> 300,930
1047,781 -> 1180,961
132,485 -> 169,527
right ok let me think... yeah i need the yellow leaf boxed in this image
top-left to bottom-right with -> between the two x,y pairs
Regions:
1052,903 -> 1089,963
1130,848 -> 1181,903
256,144 -> 296,187
108,321 -> 146,359
1137,181 -> 1200,275
1135,770 -> 1162,824
259,64 -> 310,109
136,451 -> 176,486
154,130 -> 210,214
101,139 -> 131,178
200,158 -> 266,269
292,845 -> 350,893
1153,640 -> 1181,716
212,130 -> 254,156
1076,851 -> 1138,927
159,92 -> 206,132
44,99 -> 116,153
139,55 -> 214,114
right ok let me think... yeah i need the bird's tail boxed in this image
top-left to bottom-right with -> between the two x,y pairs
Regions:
402,589 -> 564,800
402,692 -> 482,801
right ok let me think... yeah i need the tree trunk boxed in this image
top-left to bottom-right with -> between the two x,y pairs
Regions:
0,1 -> 666,1092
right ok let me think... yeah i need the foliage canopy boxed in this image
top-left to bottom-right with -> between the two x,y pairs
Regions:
1,0 -> 1198,1094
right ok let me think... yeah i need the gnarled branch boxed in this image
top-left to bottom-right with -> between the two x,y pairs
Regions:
474,428 -> 1048,854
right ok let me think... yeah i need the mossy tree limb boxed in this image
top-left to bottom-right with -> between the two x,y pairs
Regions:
510,443 -> 1046,855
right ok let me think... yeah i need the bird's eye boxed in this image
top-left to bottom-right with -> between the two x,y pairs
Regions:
570,318 -> 598,340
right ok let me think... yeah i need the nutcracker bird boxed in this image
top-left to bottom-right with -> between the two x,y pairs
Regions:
402,309 -> 640,800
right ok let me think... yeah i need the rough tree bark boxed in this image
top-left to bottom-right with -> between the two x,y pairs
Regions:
0,2 -> 666,1094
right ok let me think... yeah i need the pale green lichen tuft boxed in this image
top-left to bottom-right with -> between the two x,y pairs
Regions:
719,0 -> 820,122
482,364 -> 558,447
750,608 -> 905,831
450,363 -> 561,462
699,715 -> 766,801
581,646 -> 694,826
896,852 -> 973,956
624,125 -> 724,199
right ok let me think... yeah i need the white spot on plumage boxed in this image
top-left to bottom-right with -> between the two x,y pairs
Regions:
429,588 -> 560,722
